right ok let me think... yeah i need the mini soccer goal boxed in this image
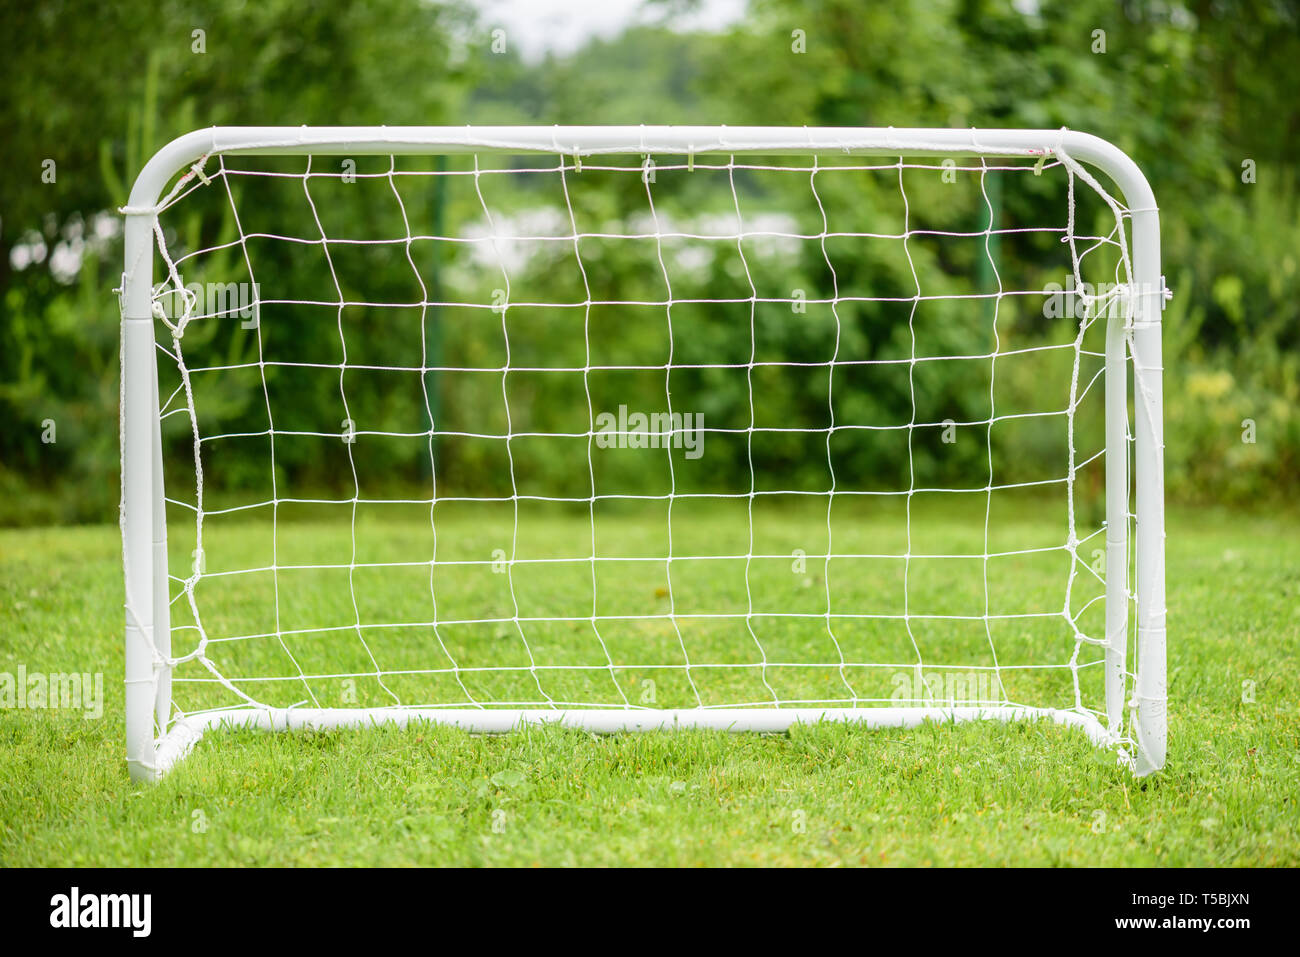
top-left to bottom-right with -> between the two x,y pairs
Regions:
120,126 -> 1167,781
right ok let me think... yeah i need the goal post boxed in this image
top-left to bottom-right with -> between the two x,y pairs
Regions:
120,126 -> 1166,782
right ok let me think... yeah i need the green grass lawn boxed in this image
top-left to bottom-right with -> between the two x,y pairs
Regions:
1,502 -> 1297,866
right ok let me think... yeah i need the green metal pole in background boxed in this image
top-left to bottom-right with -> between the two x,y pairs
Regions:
976,167 -> 1001,323
425,154 -> 446,474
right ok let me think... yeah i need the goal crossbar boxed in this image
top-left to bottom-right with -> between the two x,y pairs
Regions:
121,126 -> 1167,781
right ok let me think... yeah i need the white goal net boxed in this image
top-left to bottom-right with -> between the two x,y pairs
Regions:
120,127 -> 1167,780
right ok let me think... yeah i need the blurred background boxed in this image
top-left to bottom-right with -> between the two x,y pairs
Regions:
1,0 -> 1297,525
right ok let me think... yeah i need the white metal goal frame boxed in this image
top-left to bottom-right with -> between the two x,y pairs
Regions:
120,126 -> 1167,782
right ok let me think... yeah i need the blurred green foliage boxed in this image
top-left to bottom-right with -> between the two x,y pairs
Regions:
1,0 -> 1297,523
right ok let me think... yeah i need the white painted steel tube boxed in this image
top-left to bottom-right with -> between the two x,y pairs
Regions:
150,706 -> 1117,780
121,213 -> 158,783
1128,216 -> 1167,776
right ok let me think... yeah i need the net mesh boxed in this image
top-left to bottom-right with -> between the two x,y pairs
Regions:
133,139 -> 1141,750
